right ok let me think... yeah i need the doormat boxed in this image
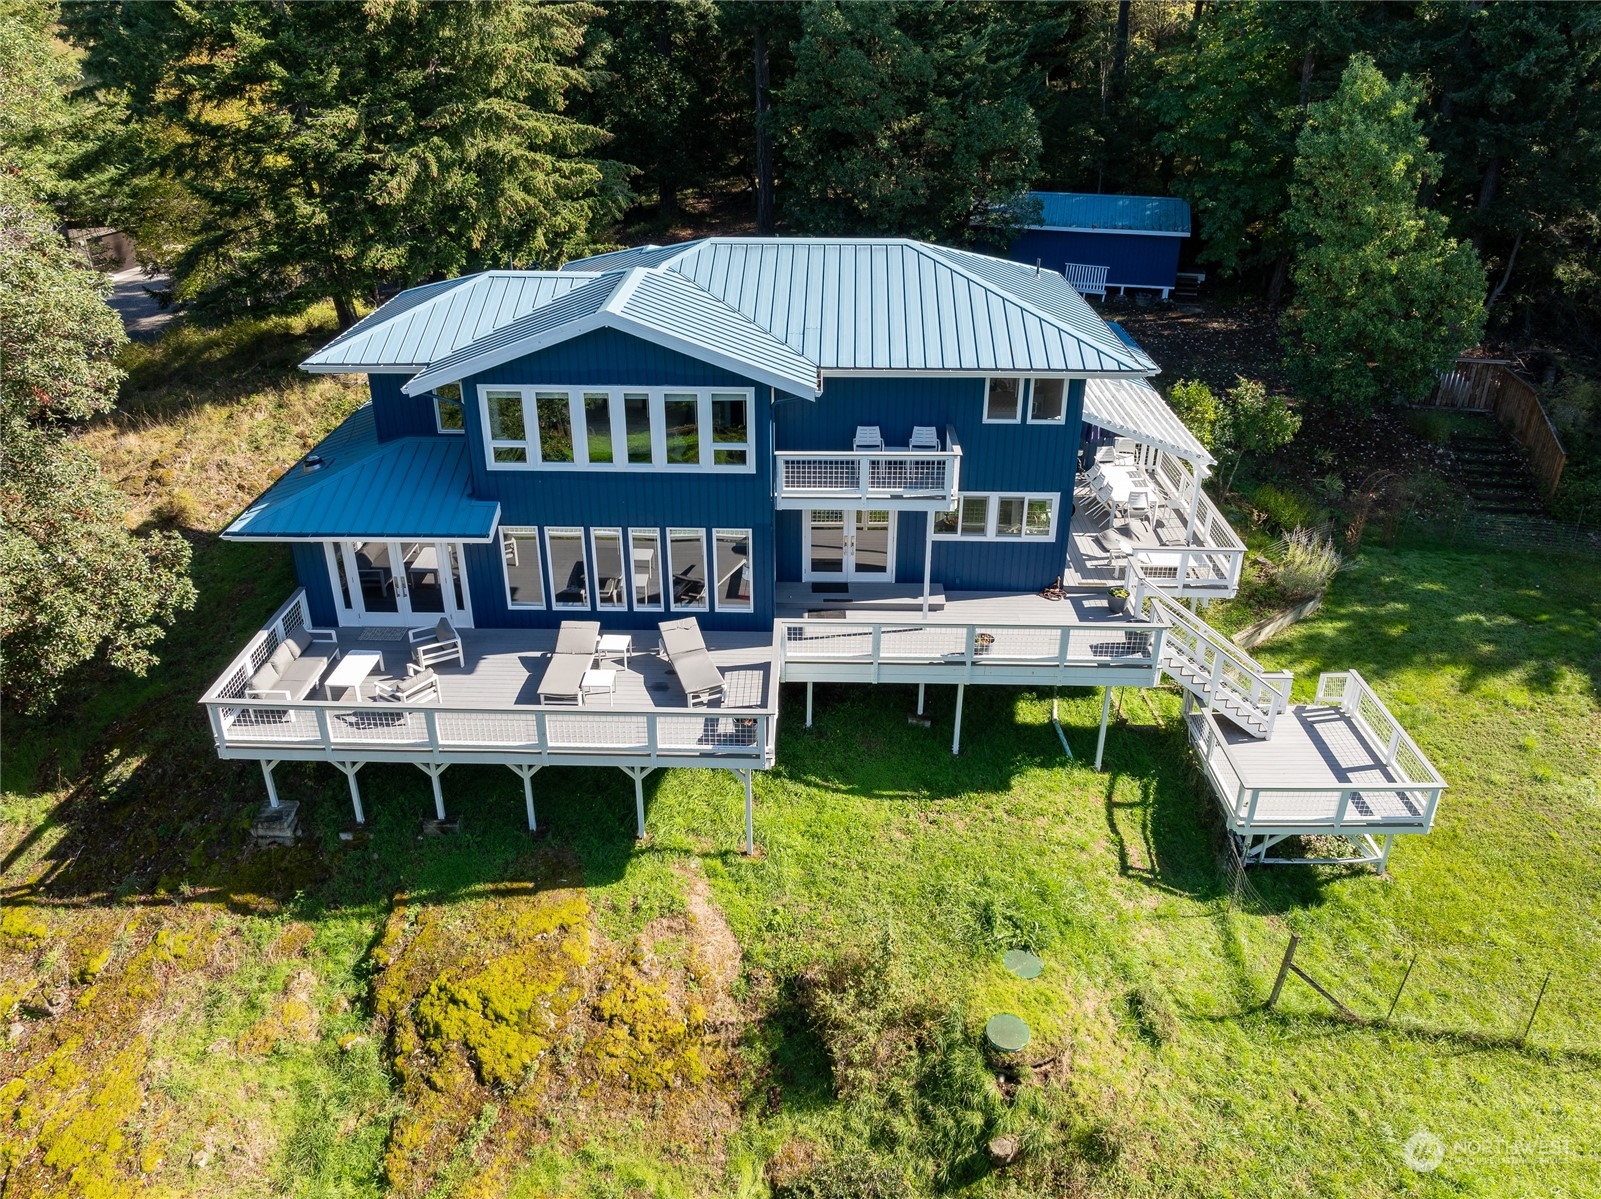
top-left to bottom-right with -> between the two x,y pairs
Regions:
805,610 -> 847,619
810,582 -> 850,594
358,627 -> 410,642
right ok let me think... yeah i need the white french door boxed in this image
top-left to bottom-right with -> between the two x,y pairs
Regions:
803,509 -> 896,581
324,540 -> 473,627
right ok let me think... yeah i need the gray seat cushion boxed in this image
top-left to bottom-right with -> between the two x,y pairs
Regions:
435,618 -> 457,643
671,648 -> 723,699
554,621 -> 600,656
537,652 -> 588,700
658,617 -> 704,659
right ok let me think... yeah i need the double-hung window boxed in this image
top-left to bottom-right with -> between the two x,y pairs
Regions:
476,386 -> 754,472
934,493 -> 1059,540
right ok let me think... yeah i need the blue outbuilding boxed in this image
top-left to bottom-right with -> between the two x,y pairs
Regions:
1004,192 -> 1191,300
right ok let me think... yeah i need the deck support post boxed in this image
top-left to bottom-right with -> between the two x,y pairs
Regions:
951,683 -> 966,755
333,761 -> 365,825
738,768 -> 755,855
1378,833 -> 1396,873
922,512 -> 934,617
916,683 -> 926,716
1094,686 -> 1113,771
622,766 -> 654,840
806,681 -> 814,727
416,763 -> 447,821
510,765 -> 542,831
1186,465 -> 1203,543
260,759 -> 282,809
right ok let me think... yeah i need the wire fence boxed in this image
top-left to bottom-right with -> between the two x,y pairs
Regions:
1219,837 -> 1601,1057
1388,511 -> 1601,558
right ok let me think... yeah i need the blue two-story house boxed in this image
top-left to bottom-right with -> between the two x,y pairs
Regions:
205,238 -> 1444,874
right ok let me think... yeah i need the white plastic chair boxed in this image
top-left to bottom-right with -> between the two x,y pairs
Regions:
1125,489 -> 1152,522
853,425 -> 885,452
908,426 -> 940,452
1114,437 -> 1138,463
1095,445 -> 1117,464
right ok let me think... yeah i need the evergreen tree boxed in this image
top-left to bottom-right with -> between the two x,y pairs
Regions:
1283,54 -> 1486,413
64,0 -> 629,326
775,1 -> 1040,240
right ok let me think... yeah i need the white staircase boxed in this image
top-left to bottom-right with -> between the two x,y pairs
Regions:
1133,580 -> 1290,739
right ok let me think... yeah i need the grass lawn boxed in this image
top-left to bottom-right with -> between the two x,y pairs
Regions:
3,320 -> 1599,1196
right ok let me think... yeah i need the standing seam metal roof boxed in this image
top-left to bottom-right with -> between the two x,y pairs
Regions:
1023,192 -> 1191,235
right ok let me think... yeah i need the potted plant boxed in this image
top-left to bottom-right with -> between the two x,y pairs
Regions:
973,632 -> 996,656
1107,586 -> 1130,616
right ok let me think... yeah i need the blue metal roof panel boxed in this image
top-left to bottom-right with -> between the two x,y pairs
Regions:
223,407 -> 499,540
1026,192 -> 1191,235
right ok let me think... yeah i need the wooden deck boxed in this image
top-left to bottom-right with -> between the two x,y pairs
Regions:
1064,474 -> 1246,596
330,626 -> 774,712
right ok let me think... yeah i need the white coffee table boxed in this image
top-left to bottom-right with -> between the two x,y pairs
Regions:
580,668 -> 617,706
324,650 -> 385,701
597,633 -> 633,668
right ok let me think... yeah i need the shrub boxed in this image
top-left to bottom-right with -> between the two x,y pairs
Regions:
151,487 -> 201,527
1275,527 -> 1342,599
1252,483 -> 1317,533
1404,408 -> 1457,446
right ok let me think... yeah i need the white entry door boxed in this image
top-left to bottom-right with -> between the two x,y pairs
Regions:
804,509 -> 895,581
324,540 -> 473,627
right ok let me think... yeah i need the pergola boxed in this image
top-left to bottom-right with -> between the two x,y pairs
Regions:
1083,377 -> 1214,542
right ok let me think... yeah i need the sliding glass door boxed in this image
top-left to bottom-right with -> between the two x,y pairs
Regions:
324,540 -> 473,627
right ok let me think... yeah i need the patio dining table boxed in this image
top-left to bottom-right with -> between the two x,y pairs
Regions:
1088,462 -> 1154,518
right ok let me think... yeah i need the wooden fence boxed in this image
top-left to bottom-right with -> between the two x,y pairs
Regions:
1423,358 -> 1567,498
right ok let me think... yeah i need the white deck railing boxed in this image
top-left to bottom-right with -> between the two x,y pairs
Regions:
775,427 -> 961,508
200,590 -> 775,767
1111,449 -> 1245,593
1186,671 -> 1445,834
778,615 -> 1166,682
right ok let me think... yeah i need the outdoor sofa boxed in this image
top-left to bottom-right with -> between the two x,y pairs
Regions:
246,627 -> 341,700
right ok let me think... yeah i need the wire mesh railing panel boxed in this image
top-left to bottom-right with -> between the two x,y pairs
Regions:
435,711 -> 542,748
544,713 -> 650,750
325,706 -> 431,746
875,625 -> 968,660
783,625 -> 878,659
221,706 -> 322,744
655,714 -> 764,752
867,457 -> 949,493
781,458 -> 860,491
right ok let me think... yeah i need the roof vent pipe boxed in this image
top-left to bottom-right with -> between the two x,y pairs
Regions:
1035,258 -> 1041,276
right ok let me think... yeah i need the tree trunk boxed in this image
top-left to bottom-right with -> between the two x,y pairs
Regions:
1472,155 -> 1501,252
658,177 -> 679,224
753,24 -> 775,236
1298,45 -> 1315,109
1113,1 -> 1131,81
1266,251 -> 1290,310
333,292 -> 358,330
1487,228 -> 1522,308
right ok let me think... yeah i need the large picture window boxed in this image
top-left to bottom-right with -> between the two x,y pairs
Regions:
545,528 -> 589,608
713,529 -> 753,612
934,493 -> 1059,540
591,528 -> 626,609
630,528 -> 662,610
476,386 -> 755,472
501,529 -> 545,609
667,528 -> 709,611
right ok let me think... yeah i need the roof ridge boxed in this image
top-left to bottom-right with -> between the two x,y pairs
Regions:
915,243 -> 1149,373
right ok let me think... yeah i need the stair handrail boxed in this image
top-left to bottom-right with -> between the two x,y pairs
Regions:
1126,562 -> 1291,733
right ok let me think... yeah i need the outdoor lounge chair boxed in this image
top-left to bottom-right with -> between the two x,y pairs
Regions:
908,425 -> 940,452
536,620 -> 600,704
658,617 -> 725,706
374,664 -> 441,704
1114,437 -> 1138,463
853,425 -> 885,451
408,618 -> 464,669
246,627 -> 341,701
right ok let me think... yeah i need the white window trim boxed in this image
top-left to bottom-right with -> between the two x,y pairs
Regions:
475,385 -> 755,473
666,527 -> 710,612
590,527 -> 628,610
544,527 -> 590,610
434,394 -> 465,434
499,528 -> 546,611
1026,379 -> 1068,425
629,528 -> 663,612
933,492 -> 1060,541
983,377 -> 1024,424
712,527 -> 754,614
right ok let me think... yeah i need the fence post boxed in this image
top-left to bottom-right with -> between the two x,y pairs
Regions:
1386,953 -> 1417,1021
1268,934 -> 1300,1009
1520,970 -> 1551,1045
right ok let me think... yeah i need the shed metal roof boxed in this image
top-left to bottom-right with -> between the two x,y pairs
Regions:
222,406 -> 500,540
1083,377 -> 1213,469
1022,192 -> 1191,236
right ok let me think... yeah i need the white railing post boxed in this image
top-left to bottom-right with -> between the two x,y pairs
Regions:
315,707 -> 333,749
870,625 -> 882,682
646,713 -> 659,763
859,456 -> 870,499
535,711 -> 549,761
1057,626 -> 1071,667
1333,789 -> 1351,827
425,708 -> 441,750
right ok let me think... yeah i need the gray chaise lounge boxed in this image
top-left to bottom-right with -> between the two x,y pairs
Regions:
659,617 -> 724,706
537,620 -> 601,704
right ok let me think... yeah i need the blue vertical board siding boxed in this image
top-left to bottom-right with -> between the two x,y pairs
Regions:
772,377 -> 1083,591
1007,229 -> 1182,293
291,541 -> 338,626
370,373 -> 443,441
455,328 -> 775,632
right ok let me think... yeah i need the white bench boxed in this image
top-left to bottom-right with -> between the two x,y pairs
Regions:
1062,262 -> 1110,299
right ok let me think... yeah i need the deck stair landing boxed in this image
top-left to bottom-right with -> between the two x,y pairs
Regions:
775,581 -> 946,615
1138,586 -> 1288,738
